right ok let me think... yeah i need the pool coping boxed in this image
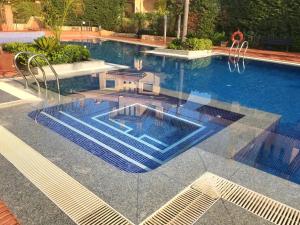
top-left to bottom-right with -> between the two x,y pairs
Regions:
0,81 -> 41,108
215,52 -> 300,67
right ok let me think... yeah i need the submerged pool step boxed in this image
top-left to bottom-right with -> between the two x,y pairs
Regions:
35,112 -> 148,173
56,111 -> 162,168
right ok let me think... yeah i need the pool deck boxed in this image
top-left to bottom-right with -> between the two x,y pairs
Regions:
214,46 -> 300,65
0,79 -> 300,225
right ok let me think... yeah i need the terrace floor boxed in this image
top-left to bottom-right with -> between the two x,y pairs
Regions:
1,34 -> 300,224
0,72 -> 300,224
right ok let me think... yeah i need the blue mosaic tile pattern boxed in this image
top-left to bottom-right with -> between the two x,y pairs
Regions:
28,99 -> 235,173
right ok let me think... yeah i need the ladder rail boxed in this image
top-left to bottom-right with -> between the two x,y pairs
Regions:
228,40 -> 248,73
238,41 -> 249,60
27,54 -> 61,94
14,51 -> 34,88
229,40 -> 240,58
27,55 -> 49,90
237,58 -> 246,74
15,52 -> 42,91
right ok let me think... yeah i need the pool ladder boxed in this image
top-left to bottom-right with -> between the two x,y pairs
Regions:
228,40 -> 249,73
14,52 -> 60,94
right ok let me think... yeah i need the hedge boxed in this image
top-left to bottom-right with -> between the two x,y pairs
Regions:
168,38 -> 213,51
66,0 -> 125,31
3,42 -> 90,65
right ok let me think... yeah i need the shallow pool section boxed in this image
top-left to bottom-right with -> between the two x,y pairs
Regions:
29,99 -> 244,173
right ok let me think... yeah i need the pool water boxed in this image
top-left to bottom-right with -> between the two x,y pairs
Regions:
41,40 -> 300,181
29,99 -> 241,173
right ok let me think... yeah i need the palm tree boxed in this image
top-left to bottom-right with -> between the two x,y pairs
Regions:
181,0 -> 189,41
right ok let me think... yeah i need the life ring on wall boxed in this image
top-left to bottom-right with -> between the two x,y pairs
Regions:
231,30 -> 244,44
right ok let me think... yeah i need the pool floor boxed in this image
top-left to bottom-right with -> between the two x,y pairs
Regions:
29,98 -> 243,173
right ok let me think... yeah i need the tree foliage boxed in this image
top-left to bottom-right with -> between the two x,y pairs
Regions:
42,0 -> 84,41
67,0 -> 125,31
13,1 -> 41,22
189,0 -> 220,38
219,0 -> 300,50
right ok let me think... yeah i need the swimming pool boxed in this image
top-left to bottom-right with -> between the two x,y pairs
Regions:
29,98 -> 242,172
35,40 -> 300,181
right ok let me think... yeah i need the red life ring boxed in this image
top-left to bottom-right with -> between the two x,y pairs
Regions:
231,31 -> 244,44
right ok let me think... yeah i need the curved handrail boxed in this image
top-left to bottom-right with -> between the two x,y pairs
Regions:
14,51 -> 34,88
238,41 -> 249,60
237,57 -> 246,74
229,40 -> 240,58
27,54 -> 61,94
27,55 -> 49,90
228,58 -> 237,73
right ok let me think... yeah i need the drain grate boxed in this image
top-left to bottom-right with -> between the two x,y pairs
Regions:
192,173 -> 300,225
0,126 -> 133,225
141,186 -> 219,225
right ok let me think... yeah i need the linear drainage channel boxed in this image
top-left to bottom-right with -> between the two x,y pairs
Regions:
142,173 -> 300,225
0,126 -> 133,225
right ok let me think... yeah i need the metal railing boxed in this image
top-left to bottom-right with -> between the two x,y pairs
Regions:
228,40 -> 240,59
14,52 -> 61,94
238,41 -> 249,60
13,51 -> 34,88
27,54 -> 61,94
228,41 -> 248,74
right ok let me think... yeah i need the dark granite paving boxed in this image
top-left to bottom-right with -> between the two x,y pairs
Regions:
0,90 -> 19,104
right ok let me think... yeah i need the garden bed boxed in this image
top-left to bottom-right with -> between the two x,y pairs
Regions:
147,37 -> 215,59
146,48 -> 214,59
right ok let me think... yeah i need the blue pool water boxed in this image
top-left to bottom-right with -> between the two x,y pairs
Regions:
29,99 -> 241,172
39,40 -> 300,180
71,40 -> 300,139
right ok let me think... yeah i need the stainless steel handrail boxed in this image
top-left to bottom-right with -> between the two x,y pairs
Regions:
27,54 -> 61,94
238,41 -> 249,60
228,40 -> 248,73
229,40 -> 239,58
228,59 -> 237,73
13,51 -> 34,88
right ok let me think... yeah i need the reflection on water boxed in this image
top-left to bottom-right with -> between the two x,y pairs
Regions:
51,39 -> 300,182
228,57 -> 246,74
235,131 -> 300,184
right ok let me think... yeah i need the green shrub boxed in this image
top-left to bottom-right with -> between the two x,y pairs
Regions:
34,37 -> 60,52
168,39 -> 184,50
184,38 -> 212,50
2,42 -> 39,53
168,38 -> 212,51
3,42 -> 90,66
211,32 -> 226,45
2,42 -> 44,66
49,45 -> 90,64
